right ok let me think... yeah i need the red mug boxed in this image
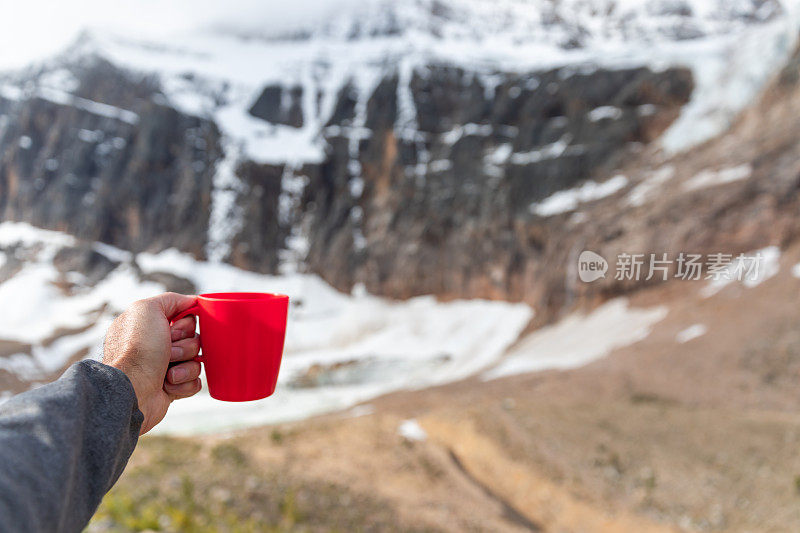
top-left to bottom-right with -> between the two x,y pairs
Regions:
172,292 -> 289,402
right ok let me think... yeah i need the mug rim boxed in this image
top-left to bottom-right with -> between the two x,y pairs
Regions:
198,292 -> 289,302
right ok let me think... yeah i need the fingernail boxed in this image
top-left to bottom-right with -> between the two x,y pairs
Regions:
171,366 -> 188,382
171,346 -> 183,359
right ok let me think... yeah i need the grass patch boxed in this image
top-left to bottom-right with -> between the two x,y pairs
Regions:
89,435 -> 424,532
210,442 -> 248,467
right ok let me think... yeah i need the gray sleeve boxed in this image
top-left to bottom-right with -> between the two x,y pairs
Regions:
0,360 -> 143,533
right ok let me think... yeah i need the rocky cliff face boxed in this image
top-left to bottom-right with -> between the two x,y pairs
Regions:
0,54 -> 692,315
0,59 -> 222,259
301,64 -> 692,301
526,39 -> 800,322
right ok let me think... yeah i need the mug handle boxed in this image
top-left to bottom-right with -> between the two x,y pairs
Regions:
171,304 -> 201,325
170,304 -> 203,363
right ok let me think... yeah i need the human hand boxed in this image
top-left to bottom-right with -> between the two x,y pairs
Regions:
102,293 -> 202,434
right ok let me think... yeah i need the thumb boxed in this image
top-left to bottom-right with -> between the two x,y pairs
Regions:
148,292 -> 198,320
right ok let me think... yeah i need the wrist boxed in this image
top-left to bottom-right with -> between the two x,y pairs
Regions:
106,359 -> 145,410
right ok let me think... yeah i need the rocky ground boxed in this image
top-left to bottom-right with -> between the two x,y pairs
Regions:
89,242 -> 800,532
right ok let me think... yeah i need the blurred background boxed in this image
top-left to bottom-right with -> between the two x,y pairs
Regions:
2,0 -> 800,530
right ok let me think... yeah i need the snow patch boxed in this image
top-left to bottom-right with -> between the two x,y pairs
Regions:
398,419 -> 427,441
0,221 -> 75,253
0,225 -> 533,434
92,241 -> 134,263
702,246 -> 781,297
35,86 -> 139,124
485,298 -> 667,380
661,11 -> 799,153
588,105 -> 623,122
346,404 -> 374,418
205,143 -> 246,263
442,123 -> 492,145
626,165 -> 675,207
676,323 -> 707,343
510,135 -> 581,165
484,143 -> 512,166
429,159 -> 452,173
683,164 -> 752,191
0,224 -> 166,380
0,261 -> 161,345
0,84 -> 23,101
530,174 -> 628,217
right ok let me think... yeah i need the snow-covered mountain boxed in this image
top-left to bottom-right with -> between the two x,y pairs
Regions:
0,0 -> 798,432
2,0 -> 792,287
196,0 -> 786,50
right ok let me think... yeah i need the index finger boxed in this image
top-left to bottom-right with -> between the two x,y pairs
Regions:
148,292 -> 198,320
171,315 -> 196,341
